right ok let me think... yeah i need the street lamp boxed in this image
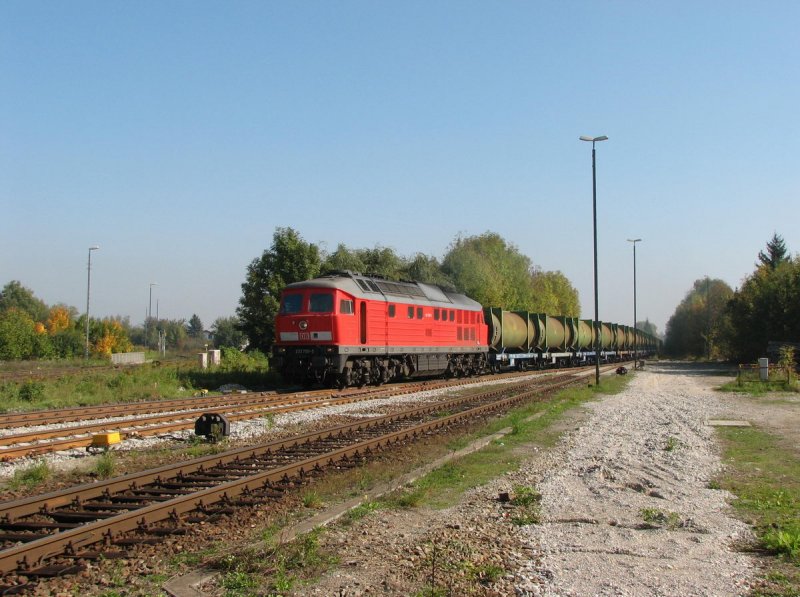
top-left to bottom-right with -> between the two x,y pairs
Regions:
147,282 -> 158,349
627,238 -> 642,369
580,135 -> 608,387
85,246 -> 100,359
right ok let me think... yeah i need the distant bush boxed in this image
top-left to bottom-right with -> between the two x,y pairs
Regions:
18,380 -> 45,402
218,348 -> 270,372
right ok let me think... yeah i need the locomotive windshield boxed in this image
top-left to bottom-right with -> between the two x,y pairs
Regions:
280,294 -> 303,314
309,292 -> 334,313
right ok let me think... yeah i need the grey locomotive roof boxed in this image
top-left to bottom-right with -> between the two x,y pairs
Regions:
283,271 -> 482,311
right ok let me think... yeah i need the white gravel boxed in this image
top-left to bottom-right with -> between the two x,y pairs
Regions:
514,364 -> 755,596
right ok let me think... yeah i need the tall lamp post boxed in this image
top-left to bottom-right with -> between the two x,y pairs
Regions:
147,282 -> 158,350
85,246 -> 100,359
627,238 -> 642,369
580,135 -> 608,387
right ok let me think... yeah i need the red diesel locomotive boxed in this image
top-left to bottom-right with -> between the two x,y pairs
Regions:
272,271 -> 489,387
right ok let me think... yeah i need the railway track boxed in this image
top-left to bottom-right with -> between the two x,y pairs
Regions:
0,369 -> 577,462
0,369 -> 593,593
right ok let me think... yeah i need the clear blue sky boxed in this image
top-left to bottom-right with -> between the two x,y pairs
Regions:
2,1 -> 798,335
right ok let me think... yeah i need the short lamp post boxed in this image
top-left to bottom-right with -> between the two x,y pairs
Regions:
580,135 -> 608,387
627,238 -> 642,369
85,246 -> 100,359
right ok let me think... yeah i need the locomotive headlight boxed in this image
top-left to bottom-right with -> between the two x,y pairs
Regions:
298,320 -> 308,330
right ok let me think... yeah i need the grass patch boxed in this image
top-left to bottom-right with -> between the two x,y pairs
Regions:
719,379 -> 799,396
509,485 -> 543,526
211,526 -> 338,595
639,507 -> 682,529
94,452 -> 116,479
345,500 -> 382,523
715,425 -> 800,595
0,353 -> 280,414
5,460 -> 51,490
302,490 -> 323,509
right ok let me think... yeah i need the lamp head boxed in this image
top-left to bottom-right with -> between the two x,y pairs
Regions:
89,245 -> 100,251
627,238 -> 642,243
580,135 -> 608,142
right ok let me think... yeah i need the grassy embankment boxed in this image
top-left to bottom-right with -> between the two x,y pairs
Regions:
0,350 -> 278,413
714,398 -> 800,596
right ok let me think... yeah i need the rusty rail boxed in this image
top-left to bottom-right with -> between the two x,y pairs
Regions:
0,371 -> 586,589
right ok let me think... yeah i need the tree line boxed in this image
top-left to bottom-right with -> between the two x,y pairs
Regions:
237,227 -> 581,353
0,281 -> 244,360
664,233 -> 800,362
1,227 -> 582,360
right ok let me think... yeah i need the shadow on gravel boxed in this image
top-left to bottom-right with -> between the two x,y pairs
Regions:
646,361 -> 738,377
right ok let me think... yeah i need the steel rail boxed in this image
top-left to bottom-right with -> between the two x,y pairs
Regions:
0,372 -> 583,578
0,365 -> 578,430
0,373 -> 569,522
0,369 -> 577,461
0,385 -> 393,430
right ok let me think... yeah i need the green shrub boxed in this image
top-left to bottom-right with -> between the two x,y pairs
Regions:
18,380 -> 45,402
763,528 -> 800,558
95,452 -> 116,479
8,460 -> 51,489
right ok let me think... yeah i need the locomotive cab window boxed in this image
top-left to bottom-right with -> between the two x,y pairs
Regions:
408,306 -> 414,319
416,307 -> 423,319
339,299 -> 354,315
280,294 -> 303,314
434,308 -> 440,321
388,304 -> 396,318
309,293 -> 334,313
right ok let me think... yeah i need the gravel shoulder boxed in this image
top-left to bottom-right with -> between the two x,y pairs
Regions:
294,362 -> 769,597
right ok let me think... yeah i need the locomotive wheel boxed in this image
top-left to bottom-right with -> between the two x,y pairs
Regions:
338,368 -> 352,389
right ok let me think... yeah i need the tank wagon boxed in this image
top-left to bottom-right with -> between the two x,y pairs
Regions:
485,308 -> 658,370
273,272 -> 659,387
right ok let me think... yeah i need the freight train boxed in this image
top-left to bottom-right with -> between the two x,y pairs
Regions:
272,271 -> 658,388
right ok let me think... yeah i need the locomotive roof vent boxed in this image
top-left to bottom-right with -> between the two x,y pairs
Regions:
320,269 -> 361,278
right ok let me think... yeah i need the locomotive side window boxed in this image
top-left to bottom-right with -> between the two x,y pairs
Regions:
416,307 -> 423,319
434,308 -> 440,321
339,299 -> 354,315
388,304 -> 396,317
280,294 -> 303,314
310,293 -> 334,313
408,306 -> 414,319
449,310 -> 454,322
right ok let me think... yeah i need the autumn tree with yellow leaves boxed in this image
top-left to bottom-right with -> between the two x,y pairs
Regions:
0,281 -> 132,360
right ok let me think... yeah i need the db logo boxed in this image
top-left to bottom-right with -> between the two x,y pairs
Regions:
299,332 -> 310,340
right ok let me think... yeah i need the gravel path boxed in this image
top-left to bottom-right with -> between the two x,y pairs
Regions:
514,363 -> 754,596
297,363 -> 757,597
